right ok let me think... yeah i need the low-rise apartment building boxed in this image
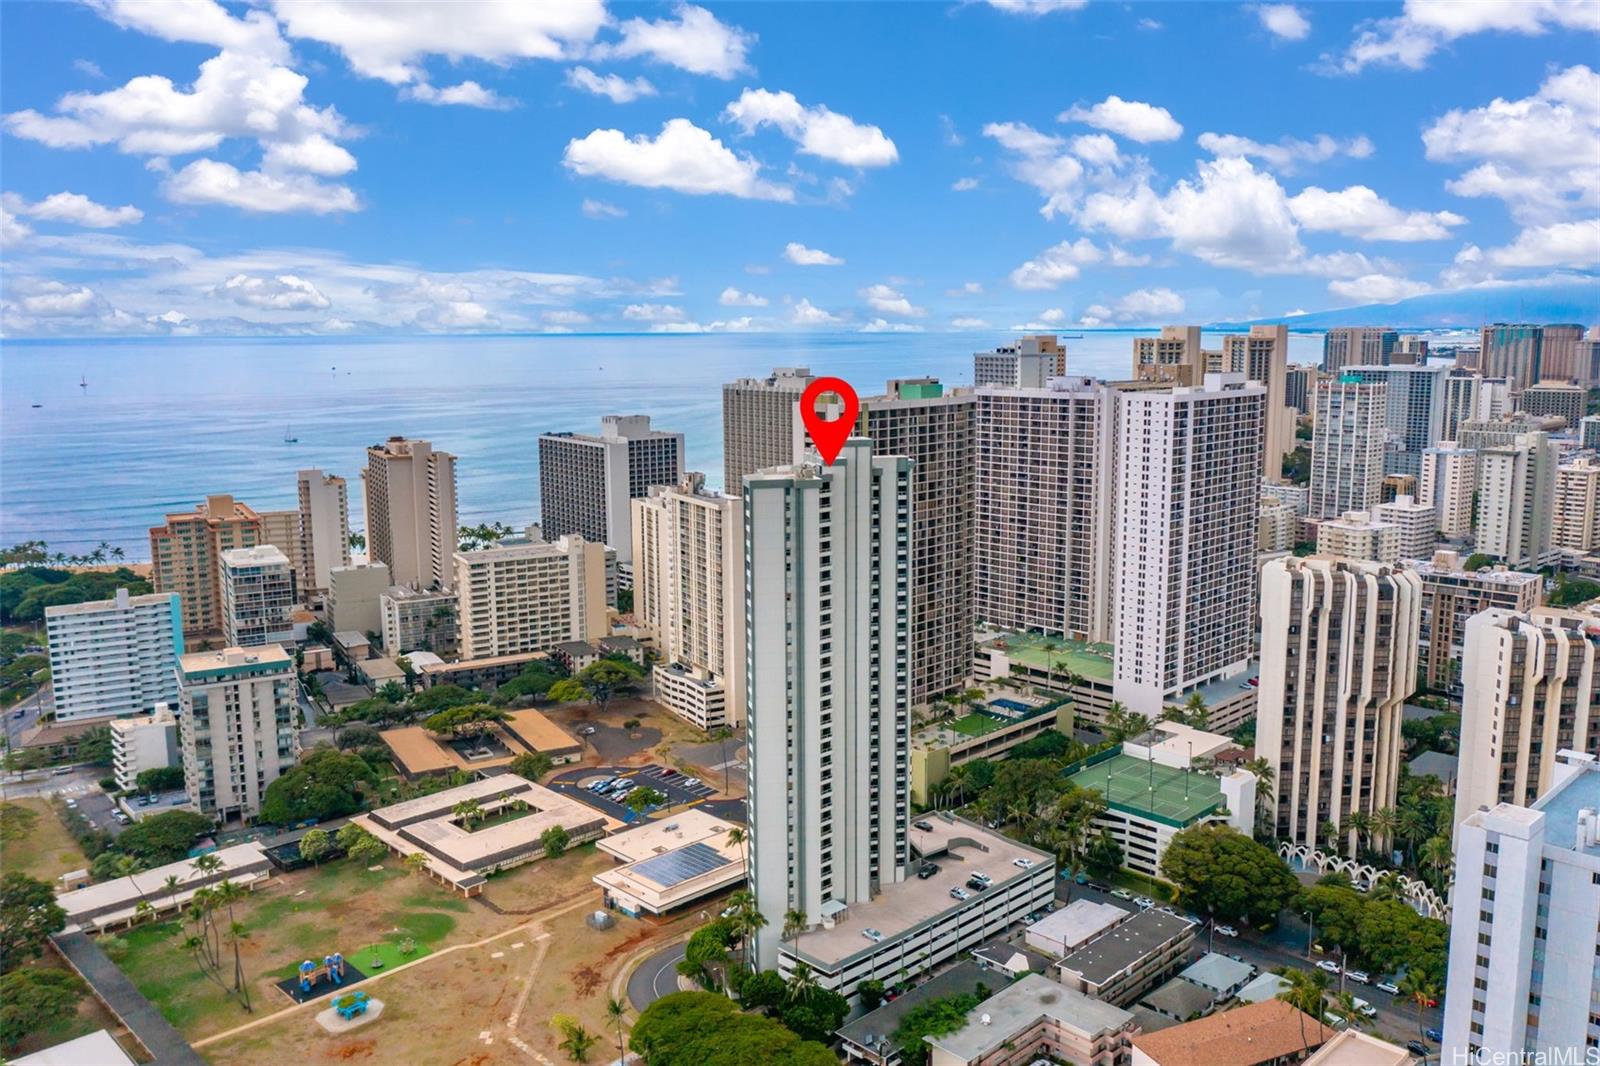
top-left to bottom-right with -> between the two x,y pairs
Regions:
1055,907 -> 1198,1006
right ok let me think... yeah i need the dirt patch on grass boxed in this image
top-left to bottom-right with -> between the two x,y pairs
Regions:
0,797 -> 90,882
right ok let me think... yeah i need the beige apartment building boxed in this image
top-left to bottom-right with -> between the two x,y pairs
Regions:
364,437 -> 458,591
1258,556 -> 1421,856
973,334 -> 1067,388
297,468 -> 351,598
1375,494 -> 1438,560
453,535 -> 609,660
1419,442 -> 1478,537
1519,382 -> 1588,425
1132,325 -> 1203,386
721,366 -> 813,493
177,645 -> 298,824
632,473 -> 745,730
1554,456 -> 1600,553
1316,511 -> 1401,564
975,377 -> 1115,642
1310,377 -> 1388,518
150,494 -> 264,638
1322,327 -> 1397,374
379,585 -> 457,655
1413,550 -> 1543,695
1454,605 -> 1600,829
1221,324 -> 1291,482
1475,431 -> 1558,568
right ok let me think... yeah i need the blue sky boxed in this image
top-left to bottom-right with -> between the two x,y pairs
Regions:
1,0 -> 1596,337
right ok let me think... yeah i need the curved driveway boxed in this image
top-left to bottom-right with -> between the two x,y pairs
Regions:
627,941 -> 689,1012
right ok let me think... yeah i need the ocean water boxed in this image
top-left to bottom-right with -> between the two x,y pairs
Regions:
0,330 -> 1326,559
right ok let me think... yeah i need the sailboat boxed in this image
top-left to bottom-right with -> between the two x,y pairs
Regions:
283,424 -> 299,443
78,374 -> 87,390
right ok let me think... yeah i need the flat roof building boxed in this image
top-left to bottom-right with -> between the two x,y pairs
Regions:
220,544 -> 295,648
721,366 -> 812,494
1024,898 -> 1127,957
1413,550 -> 1543,695
593,809 -> 745,917
177,646 -> 297,823
925,974 -> 1137,1066
45,589 -> 182,724
363,437 -> 457,592
380,708 -> 581,779
453,534 -> 609,659
149,493 -> 263,637
1055,906 -> 1198,1006
974,334 -> 1067,388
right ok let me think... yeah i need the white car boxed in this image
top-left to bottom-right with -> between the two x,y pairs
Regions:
1352,997 -> 1378,1019
1376,981 -> 1401,996
949,887 -> 970,901
1012,858 -> 1035,869
1134,896 -> 1155,909
862,928 -> 883,943
1110,888 -> 1134,901
1214,924 -> 1239,938
1317,960 -> 1342,975
1346,970 -> 1371,985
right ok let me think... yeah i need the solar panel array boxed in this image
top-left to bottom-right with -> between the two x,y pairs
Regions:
630,841 -> 733,888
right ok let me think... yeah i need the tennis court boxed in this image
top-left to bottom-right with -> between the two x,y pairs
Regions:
1066,752 -> 1223,824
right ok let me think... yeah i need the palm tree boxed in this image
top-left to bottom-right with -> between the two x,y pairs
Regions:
1398,970 -> 1439,1046
1317,820 -> 1340,853
604,997 -> 627,1062
1182,691 -> 1210,730
725,888 -> 764,971
1345,811 -> 1372,855
557,1023 -> 598,1064
212,880 -> 252,1011
783,908 -> 808,960
1277,967 -> 1330,1050
1396,803 -> 1429,867
946,763 -> 972,808
403,852 -> 429,877
1370,806 -> 1399,854
1420,834 -> 1453,889
1331,991 -> 1366,1031
785,962 -> 819,1005
133,899 -> 154,926
726,827 -> 748,881
163,874 -> 182,910
452,798 -> 484,829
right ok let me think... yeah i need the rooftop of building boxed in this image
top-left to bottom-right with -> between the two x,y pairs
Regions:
595,808 -> 736,864
1140,976 -> 1216,1019
836,960 -> 991,1053
977,628 -> 1114,682
1064,751 -> 1226,826
914,689 -> 1065,747
1406,751 -> 1459,788
1188,663 -> 1262,710
1179,951 -> 1255,992
1304,1029 -> 1415,1066
791,815 -> 1051,969
381,584 -> 455,603
1123,722 -> 1236,765
1130,1000 -> 1335,1066
969,939 -> 1058,976
1234,971 -> 1290,1005
178,645 -> 292,679
1056,906 -> 1196,986
925,974 -> 1134,1061
11,1029 -> 137,1066
418,650 -> 548,673
220,544 -> 289,566
1026,898 -> 1126,951
381,708 -> 580,776
57,843 -> 271,929
1531,752 -> 1600,857
45,589 -> 175,616
1412,551 -> 1542,584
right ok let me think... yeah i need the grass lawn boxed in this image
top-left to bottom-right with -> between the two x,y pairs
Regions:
0,797 -> 89,882
1107,867 -> 1178,902
947,712 -> 1006,737
103,858 -> 490,1040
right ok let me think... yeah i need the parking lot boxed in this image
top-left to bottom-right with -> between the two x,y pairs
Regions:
548,763 -> 717,822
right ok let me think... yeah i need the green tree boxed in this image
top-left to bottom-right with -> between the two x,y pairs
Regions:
630,991 -> 836,1066
0,967 -> 85,1047
406,684 -> 477,715
1101,700 -> 1150,743
403,851 -> 429,877
547,659 -> 645,715
1398,969 -> 1442,1046
509,751 -> 555,782
541,825 -> 571,859
75,725 -> 113,765
0,873 -> 67,972
422,703 -> 508,742
1277,967 -> 1330,1050
605,996 -> 628,1063
297,827 -> 331,867
259,748 -> 375,825
776,981 -> 848,1043
625,787 -> 667,815
1159,824 -> 1299,925
1084,828 -> 1124,876
114,809 -> 214,865
893,991 -> 983,1064
135,765 -> 186,792
738,969 -> 786,1011
677,918 -> 738,989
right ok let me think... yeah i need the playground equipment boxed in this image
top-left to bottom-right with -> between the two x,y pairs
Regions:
298,952 -> 346,994
333,991 -> 371,1020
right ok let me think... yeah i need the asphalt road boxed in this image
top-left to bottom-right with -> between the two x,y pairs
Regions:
4,683 -> 50,746
1051,880 -> 1442,1052
0,764 -> 99,800
627,941 -> 690,1012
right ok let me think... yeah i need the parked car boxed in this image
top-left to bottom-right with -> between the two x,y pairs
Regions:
1317,960 -> 1342,975
64,799 -> 77,808
913,820 -> 933,832
1157,905 -> 1178,916
1407,1041 -> 1430,1056
1110,888 -> 1134,901
862,928 -> 883,943
681,777 -> 701,789
1425,1028 -> 1443,1042
1376,981 -> 1401,996
1214,924 -> 1239,938
1012,857 -> 1035,869
949,887 -> 970,901
1133,896 -> 1155,909
577,725 -> 597,736
1346,970 -> 1370,985
657,767 -> 675,776
917,863 -> 939,880
1352,997 -> 1378,1019
1088,882 -> 1111,893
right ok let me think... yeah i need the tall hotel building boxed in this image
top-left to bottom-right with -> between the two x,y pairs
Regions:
220,545 -> 295,648
1285,364 -> 1318,415
858,379 -> 975,704
178,645 -> 298,823
973,334 -> 1067,388
1454,606 -> 1600,829
721,367 -> 813,493
150,494 -> 263,637
1257,556 -> 1421,855
1443,751 -> 1600,1061
975,377 -> 1115,642
1475,431 -> 1558,568
45,589 -> 183,723
1322,326 -> 1397,374
744,438 -> 911,970
538,415 -> 684,582
1111,373 -> 1263,717
632,473 -> 746,730
1412,550 -> 1542,695
453,535 -> 609,659
1419,442 -> 1479,537
1341,363 -> 1450,478
296,468 -> 351,599
1132,325 -> 1203,386
1554,455 -> 1600,554
1309,377 -> 1388,518
1221,324 -> 1291,482
363,437 -> 458,591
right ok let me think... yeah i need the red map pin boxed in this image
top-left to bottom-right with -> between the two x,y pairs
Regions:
800,376 -> 859,466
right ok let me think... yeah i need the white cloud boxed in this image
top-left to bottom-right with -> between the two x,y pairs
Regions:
1108,245 -> 1151,267
581,198 -> 626,219
1423,65 -> 1600,225
1069,133 -> 1121,167
859,283 -> 924,318
1332,0 -> 1600,74
723,89 -> 898,167
950,316 -> 990,328
270,0 -> 605,84
1009,237 -> 1103,289
621,302 -> 687,322
1059,95 -> 1182,142
563,119 -> 792,201
860,318 -> 923,332
1287,185 -> 1466,240
17,281 -> 106,317
542,309 -> 592,326
261,134 -> 356,176
1038,308 -> 1066,324
594,4 -> 753,79
952,177 -> 980,192
73,59 -> 106,79
1077,287 -> 1185,326
983,0 -> 1089,14
1,209 -> 31,247
401,81 -> 514,109
947,281 -> 984,296
93,0 -> 288,60
1196,131 -> 1373,174
6,191 -> 142,228
981,121 -> 1083,218
565,66 -> 657,104
784,242 -> 843,266
1138,17 -> 1164,31
163,159 -> 360,213
719,286 -> 768,307
1256,4 -> 1311,40
1327,273 -> 1433,303
790,298 -> 842,325
216,272 -> 331,310
1477,219 -> 1600,269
